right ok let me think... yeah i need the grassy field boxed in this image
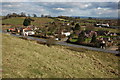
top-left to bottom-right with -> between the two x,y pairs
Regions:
2,33 -> 119,78
94,27 -> 119,33
2,17 -> 54,27
2,17 -> 25,25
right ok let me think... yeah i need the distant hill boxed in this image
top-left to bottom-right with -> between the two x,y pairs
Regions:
71,16 -> 118,19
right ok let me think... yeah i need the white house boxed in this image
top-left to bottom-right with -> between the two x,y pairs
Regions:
67,23 -> 70,26
96,23 -> 109,27
61,32 -> 71,36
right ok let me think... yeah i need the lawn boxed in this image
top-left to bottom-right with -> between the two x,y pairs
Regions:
70,38 -> 91,43
2,33 -> 120,78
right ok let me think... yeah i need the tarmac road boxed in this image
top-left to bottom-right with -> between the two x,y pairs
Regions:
2,31 -> 119,54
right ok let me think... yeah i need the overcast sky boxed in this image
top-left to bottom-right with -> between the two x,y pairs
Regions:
1,2 -> 119,18
1,0 -> 119,2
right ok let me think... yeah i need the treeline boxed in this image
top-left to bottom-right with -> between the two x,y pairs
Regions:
2,12 -> 37,20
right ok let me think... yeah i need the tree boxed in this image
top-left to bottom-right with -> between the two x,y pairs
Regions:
41,14 -> 44,17
74,23 -> 81,31
46,38 -> 56,47
72,22 -> 75,25
77,31 -> 86,43
67,34 -> 74,42
20,12 -> 26,17
28,14 -> 31,17
88,17 -> 92,19
90,33 -> 97,43
5,14 -> 11,19
23,17 -> 34,26
12,13 -> 17,17
33,14 -> 37,17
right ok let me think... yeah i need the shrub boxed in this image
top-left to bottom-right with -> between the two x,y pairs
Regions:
77,31 -> 86,43
46,38 -> 56,47
23,17 -> 34,26
36,41 -> 46,45
74,23 -> 81,31
90,33 -> 97,43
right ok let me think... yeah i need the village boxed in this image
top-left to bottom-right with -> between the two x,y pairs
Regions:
4,15 -> 119,51
1,2 -> 120,78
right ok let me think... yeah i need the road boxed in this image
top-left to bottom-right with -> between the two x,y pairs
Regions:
2,31 -> 119,54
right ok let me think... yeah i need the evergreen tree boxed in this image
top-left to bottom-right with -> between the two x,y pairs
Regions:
91,33 -> 97,43
71,22 -> 75,26
77,31 -> 85,43
23,18 -> 31,26
90,33 -> 97,43
74,23 -> 80,31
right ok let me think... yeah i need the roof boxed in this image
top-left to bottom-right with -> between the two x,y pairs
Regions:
23,27 -> 32,30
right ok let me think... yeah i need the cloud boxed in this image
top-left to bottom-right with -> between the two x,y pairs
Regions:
1,0 -> 119,2
1,2 -> 119,18
53,8 -> 65,11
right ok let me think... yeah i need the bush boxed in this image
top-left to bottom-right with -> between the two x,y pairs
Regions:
77,31 -> 86,43
46,38 -> 56,47
23,17 -> 34,26
74,23 -> 81,31
19,37 -> 28,40
90,33 -> 97,43
36,41 -> 46,45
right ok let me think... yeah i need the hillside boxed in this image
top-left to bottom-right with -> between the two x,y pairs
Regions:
2,17 -> 54,27
2,33 -> 119,78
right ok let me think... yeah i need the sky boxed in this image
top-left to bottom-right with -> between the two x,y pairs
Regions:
1,1 -> 120,18
1,0 -> 119,2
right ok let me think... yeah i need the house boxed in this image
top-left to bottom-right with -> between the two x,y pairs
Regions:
85,31 -> 97,38
67,23 -> 70,26
22,27 -> 35,36
95,23 -> 109,27
7,28 -> 15,32
61,32 -> 71,36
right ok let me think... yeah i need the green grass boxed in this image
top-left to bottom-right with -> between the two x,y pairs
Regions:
85,38 -> 91,43
30,17 -> 54,27
2,17 -> 25,25
2,17 -> 54,27
70,38 -> 91,43
2,33 -> 119,78
70,38 -> 78,42
94,27 -> 118,33
86,20 -> 97,23
80,23 -> 91,26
